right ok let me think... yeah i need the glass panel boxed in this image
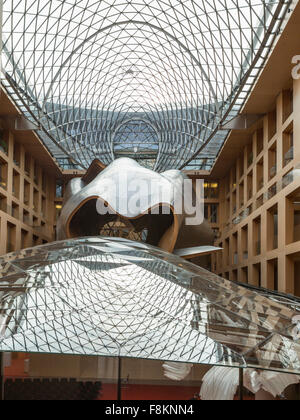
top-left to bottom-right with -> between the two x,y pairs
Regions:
1,0 -> 291,171
0,237 -> 299,374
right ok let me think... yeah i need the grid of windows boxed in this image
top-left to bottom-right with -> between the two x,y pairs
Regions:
0,129 -> 56,254
213,87 -> 300,297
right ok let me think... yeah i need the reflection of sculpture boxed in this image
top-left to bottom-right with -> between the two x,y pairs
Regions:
57,158 -> 215,254
199,366 -> 300,400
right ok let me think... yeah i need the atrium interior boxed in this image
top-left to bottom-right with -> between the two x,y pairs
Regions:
0,0 -> 300,401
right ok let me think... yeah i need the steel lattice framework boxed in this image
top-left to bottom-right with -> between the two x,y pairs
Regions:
1,0 -> 293,171
0,237 -> 299,373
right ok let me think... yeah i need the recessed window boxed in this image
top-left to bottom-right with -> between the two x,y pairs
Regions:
247,172 -> 253,201
239,182 -> 244,208
210,204 -> 219,224
13,142 -> 21,167
256,129 -> 264,156
268,143 -> 277,180
12,202 -> 19,220
204,182 -> 219,199
253,216 -> 261,256
21,229 -> 29,249
13,170 -> 20,199
25,154 -> 31,177
0,194 -> 7,213
56,181 -> 63,198
268,109 -> 277,141
242,225 -> 248,260
253,263 -> 262,288
282,89 -> 293,124
7,222 -> 16,253
42,172 -> 47,192
23,210 -> 30,225
283,124 -> 293,167
238,155 -> 244,179
24,180 -> 30,206
0,160 -> 8,191
247,143 -> 253,168
34,162 -> 39,186
232,233 -> 238,265
256,158 -> 264,192
0,132 -> 8,156
267,259 -> 278,291
33,189 -> 39,213
241,267 -> 248,284
267,204 -> 278,251
32,235 -> 39,247
42,197 -> 47,219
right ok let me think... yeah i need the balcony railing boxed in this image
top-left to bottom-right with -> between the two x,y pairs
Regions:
284,147 -> 294,165
0,202 -> 21,220
267,184 -> 277,200
0,143 -> 8,156
233,206 -> 251,225
233,253 -> 238,265
233,215 -> 242,225
282,171 -> 294,189
256,196 -> 264,209
224,167 -> 300,231
270,165 -> 277,178
209,209 -> 218,224
257,179 -> 264,190
57,158 -> 79,170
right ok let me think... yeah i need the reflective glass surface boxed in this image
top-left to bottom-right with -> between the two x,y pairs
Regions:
0,237 -> 299,374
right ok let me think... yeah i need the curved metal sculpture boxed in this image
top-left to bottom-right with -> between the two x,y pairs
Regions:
57,158 -> 214,253
2,0 -> 292,171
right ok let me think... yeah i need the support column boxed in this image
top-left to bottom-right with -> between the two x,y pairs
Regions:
239,368 -> 244,401
278,254 -> 294,295
117,357 -> 122,401
0,352 -> 4,401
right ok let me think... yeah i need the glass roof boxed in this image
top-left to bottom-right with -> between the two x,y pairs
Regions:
1,0 -> 292,171
0,237 -> 299,374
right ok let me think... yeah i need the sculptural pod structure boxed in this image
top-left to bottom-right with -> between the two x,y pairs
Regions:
57,158 -> 214,253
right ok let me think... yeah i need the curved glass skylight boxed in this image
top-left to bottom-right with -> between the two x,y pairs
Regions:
0,237 -> 299,373
1,0 -> 292,171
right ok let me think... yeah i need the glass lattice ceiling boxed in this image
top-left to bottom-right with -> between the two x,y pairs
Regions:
0,237 -> 299,373
1,0 -> 293,171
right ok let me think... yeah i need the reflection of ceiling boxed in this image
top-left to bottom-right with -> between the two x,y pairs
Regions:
2,1 -> 293,171
0,237 -> 299,372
